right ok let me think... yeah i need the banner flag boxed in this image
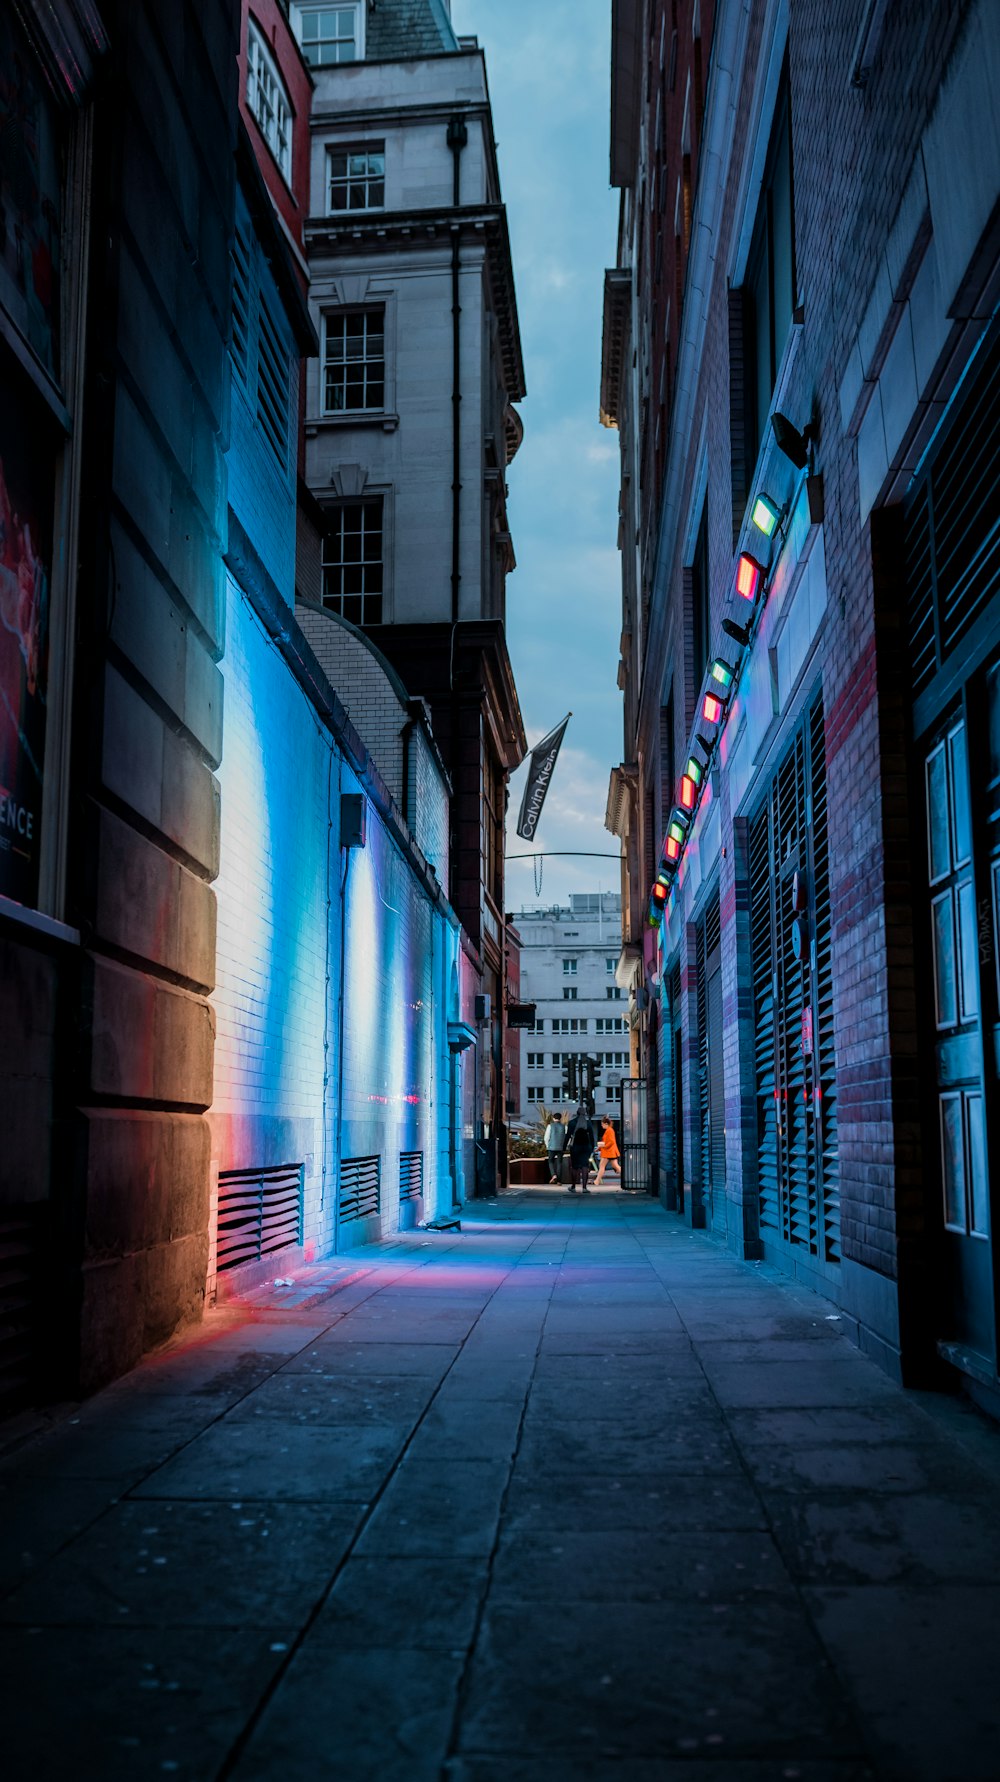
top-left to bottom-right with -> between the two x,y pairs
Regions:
515,714 -> 571,841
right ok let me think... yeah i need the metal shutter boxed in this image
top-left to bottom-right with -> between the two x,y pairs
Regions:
905,317 -> 1000,695
748,695 -> 839,1262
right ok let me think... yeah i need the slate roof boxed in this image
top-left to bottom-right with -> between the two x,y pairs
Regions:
366,0 -> 459,60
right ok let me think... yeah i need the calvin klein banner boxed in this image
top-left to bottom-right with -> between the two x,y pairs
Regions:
516,714 -> 570,842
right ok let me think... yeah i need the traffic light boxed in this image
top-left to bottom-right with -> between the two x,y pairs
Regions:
562,1054 -> 579,1101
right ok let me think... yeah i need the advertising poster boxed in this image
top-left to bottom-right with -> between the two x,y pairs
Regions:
0,373 -> 52,906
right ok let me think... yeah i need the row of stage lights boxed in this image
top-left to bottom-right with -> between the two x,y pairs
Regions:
648,488 -> 786,926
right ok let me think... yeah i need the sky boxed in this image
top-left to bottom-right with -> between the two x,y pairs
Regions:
450,0 -> 623,918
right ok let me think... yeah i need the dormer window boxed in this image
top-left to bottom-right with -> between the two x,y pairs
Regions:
293,4 -> 362,66
247,22 -> 292,181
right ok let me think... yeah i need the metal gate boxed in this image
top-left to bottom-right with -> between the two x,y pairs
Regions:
621,1078 -> 650,1192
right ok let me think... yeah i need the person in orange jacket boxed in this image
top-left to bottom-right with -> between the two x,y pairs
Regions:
594,1116 -> 622,1186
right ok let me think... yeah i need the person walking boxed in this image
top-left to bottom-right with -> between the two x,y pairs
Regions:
566,1103 -> 597,1194
594,1115 -> 622,1187
544,1111 -> 567,1184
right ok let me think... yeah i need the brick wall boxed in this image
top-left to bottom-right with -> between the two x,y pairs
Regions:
619,0 -> 996,1371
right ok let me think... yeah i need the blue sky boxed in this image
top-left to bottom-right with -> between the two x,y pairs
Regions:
451,0 -> 623,916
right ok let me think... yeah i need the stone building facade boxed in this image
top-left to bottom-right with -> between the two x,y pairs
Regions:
603,0 -> 1000,1403
0,0 -> 510,1408
514,895 -> 626,1124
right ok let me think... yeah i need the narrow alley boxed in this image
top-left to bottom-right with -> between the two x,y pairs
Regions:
2,1191 -> 999,1781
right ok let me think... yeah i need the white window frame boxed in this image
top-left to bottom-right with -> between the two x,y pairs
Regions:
247,21 -> 293,184
292,3 -> 364,66
327,142 -> 385,214
322,307 -> 386,416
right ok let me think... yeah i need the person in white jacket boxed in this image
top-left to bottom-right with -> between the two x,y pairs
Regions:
544,1111 -> 567,1183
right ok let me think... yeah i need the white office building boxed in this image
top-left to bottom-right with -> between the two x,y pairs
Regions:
514,894 -> 627,1121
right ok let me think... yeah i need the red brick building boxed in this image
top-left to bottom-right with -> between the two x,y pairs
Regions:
604,0 -> 1000,1406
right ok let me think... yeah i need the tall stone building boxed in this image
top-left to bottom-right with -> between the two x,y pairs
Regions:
603,0 -> 1000,1407
514,895 -> 627,1123
293,0 -> 527,1192
0,0 -> 517,1409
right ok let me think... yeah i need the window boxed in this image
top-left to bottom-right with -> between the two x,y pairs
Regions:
231,198 -> 293,473
323,309 -> 385,414
606,1083 -> 622,1103
743,67 -> 795,467
606,987 -> 624,1001
329,144 -> 385,213
691,498 -> 710,687
562,986 -> 578,1001
526,1052 -> 543,1068
527,1085 -> 546,1103
596,1017 -> 627,1035
554,1018 -> 587,1035
322,500 -> 383,625
247,23 -> 293,181
562,958 -> 577,974
551,1053 -> 562,1067
483,752 -> 504,909
295,4 -> 360,65
606,958 -> 616,972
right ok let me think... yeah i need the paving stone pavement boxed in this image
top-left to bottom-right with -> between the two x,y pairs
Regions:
3,1189 -> 1000,1781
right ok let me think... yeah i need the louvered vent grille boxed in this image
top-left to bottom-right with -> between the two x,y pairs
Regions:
256,289 -> 290,465
231,223 -> 251,383
0,1210 -> 39,1414
696,892 -> 725,1229
748,696 -> 839,1263
340,1155 -> 381,1223
811,698 -> 840,1261
399,1152 -> 423,1202
905,320 -> 1000,696
216,1165 -> 302,1275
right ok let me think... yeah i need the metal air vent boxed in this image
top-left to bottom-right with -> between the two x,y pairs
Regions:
216,1165 -> 303,1275
339,1155 -> 381,1222
399,1152 -> 424,1203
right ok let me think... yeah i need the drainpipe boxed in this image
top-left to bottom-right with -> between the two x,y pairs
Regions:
446,112 -> 468,921
446,113 -> 467,652
400,715 -> 414,830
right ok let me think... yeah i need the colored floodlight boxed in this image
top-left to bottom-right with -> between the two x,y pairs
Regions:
680,773 -> 697,811
665,834 -> 681,862
710,658 -> 735,691
736,552 -> 765,602
652,880 -> 668,902
751,493 -> 781,538
668,818 -> 686,845
702,690 -> 725,725
685,756 -> 704,787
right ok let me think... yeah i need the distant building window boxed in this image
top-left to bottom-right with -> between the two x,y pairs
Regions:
323,308 -> 385,413
562,986 -> 578,1001
562,959 -> 577,974
329,144 -> 385,212
606,987 -> 624,1001
295,3 -> 360,65
551,1052 -> 562,1067
247,22 -> 293,182
322,499 -> 383,626
527,1052 -> 543,1068
606,958 -> 616,972
527,1085 -> 545,1103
